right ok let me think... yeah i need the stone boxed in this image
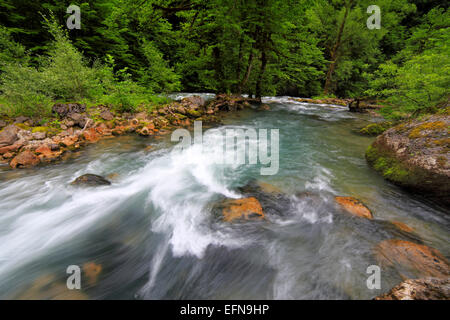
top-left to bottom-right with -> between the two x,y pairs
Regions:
82,128 -> 100,143
375,278 -> 450,300
390,221 -> 414,233
374,239 -> 450,279
0,120 -> 7,128
335,196 -> 373,219
181,96 -> 206,109
82,262 -> 102,286
0,125 -> 20,147
100,110 -> 114,121
71,174 -> 112,187
10,150 -> 40,168
257,181 -> 282,194
0,140 -> 24,155
32,131 -> 46,140
222,197 -> 265,222
52,103 -> 86,118
14,116 -> 29,124
14,274 -> 88,300
366,115 -> 450,206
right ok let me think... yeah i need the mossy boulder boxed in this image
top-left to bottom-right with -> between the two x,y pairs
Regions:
359,122 -> 393,136
365,115 -> 449,206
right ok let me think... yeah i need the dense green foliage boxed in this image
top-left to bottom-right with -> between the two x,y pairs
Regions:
0,0 -> 448,118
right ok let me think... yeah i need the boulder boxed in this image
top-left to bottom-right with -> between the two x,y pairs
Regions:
82,262 -> 103,286
99,110 -> 114,121
0,125 -> 20,147
221,197 -> 265,222
32,131 -> 46,140
71,174 -> 111,187
335,196 -> 373,219
375,278 -> 450,300
181,96 -> 206,109
14,116 -> 29,124
0,140 -> 24,155
82,128 -> 100,143
366,115 -> 450,206
10,150 -> 40,168
374,239 -> 450,279
52,103 -> 86,118
0,120 -> 7,128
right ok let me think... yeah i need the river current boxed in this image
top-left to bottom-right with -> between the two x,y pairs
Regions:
0,95 -> 448,299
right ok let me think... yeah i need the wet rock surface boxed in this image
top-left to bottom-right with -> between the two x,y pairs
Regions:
375,277 -> 450,300
366,115 -> 450,206
71,174 -> 112,187
335,196 -> 374,219
374,239 -> 450,279
221,197 -> 265,222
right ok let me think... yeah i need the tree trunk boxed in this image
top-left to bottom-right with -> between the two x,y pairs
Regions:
238,46 -> 255,95
324,3 -> 351,95
256,37 -> 268,102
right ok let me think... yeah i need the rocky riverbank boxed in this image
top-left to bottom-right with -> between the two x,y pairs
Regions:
0,94 -> 256,169
365,114 -> 450,206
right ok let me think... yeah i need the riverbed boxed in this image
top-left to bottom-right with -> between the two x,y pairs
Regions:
0,95 -> 448,299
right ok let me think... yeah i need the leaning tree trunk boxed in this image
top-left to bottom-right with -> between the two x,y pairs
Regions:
324,4 -> 350,95
255,41 -> 268,102
237,46 -> 255,95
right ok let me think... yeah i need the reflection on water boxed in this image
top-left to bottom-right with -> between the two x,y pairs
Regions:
0,96 -> 448,300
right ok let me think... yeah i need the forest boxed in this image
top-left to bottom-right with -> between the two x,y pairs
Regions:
0,0 -> 448,119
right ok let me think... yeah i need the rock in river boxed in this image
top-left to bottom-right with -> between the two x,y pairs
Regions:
366,114 -> 449,206
221,197 -> 265,222
375,277 -> 450,300
335,196 -> 373,219
374,239 -> 450,279
71,174 -> 111,187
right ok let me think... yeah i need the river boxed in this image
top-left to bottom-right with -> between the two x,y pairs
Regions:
0,95 -> 448,299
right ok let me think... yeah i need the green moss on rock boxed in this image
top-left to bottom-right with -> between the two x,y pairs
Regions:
365,145 -> 415,185
359,122 -> 392,136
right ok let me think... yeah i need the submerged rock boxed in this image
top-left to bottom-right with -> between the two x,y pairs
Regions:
390,221 -> 414,234
374,239 -> 450,279
221,197 -> 265,222
71,174 -> 111,187
14,274 -> 88,300
335,196 -> 373,219
82,262 -> 103,286
375,278 -> 450,300
366,115 -> 449,206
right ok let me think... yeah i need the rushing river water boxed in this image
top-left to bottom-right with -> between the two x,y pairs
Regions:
0,95 -> 448,300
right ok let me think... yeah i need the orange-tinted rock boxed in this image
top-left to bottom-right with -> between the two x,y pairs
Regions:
2,152 -> 13,159
82,262 -> 103,286
335,196 -> 373,219
10,150 -> 40,168
82,128 -> 100,142
60,136 -> 78,147
14,274 -> 88,300
0,140 -> 24,154
35,145 -> 63,163
375,277 -> 450,300
391,221 -> 414,233
374,239 -> 450,279
222,197 -> 265,222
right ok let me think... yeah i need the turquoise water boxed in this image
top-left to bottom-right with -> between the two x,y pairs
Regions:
0,95 -> 448,299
